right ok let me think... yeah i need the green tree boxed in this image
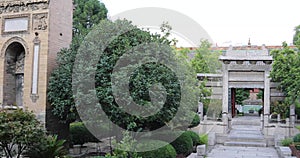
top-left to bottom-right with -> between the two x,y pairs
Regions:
235,89 -> 250,105
270,101 -> 289,119
73,0 -> 108,37
73,19 -> 198,131
175,47 -> 211,115
191,41 -> 210,73
47,0 -> 108,142
293,25 -> 300,46
270,42 -> 300,104
191,40 -> 222,73
0,109 -> 44,158
48,19 -> 200,144
257,90 -> 263,100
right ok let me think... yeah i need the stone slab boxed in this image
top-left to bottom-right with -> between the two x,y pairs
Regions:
224,141 -> 267,147
206,145 -> 279,158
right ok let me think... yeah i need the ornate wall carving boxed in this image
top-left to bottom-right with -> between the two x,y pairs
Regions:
0,0 -> 48,7
0,36 -> 29,58
0,1 -> 49,14
33,13 -> 47,30
15,52 -> 25,74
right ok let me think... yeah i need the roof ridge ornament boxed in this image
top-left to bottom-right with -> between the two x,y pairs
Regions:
248,38 -> 251,47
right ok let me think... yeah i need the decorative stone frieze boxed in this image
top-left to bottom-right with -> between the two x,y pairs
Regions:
32,13 -> 47,30
249,60 -> 257,65
0,0 -> 49,14
0,0 -> 48,7
236,60 -> 243,64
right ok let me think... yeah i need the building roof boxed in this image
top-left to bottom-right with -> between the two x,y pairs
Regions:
178,45 -> 297,51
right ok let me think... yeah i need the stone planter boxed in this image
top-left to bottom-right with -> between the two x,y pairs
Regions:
289,144 -> 300,158
73,145 -> 82,154
197,145 -> 206,157
278,146 -> 292,157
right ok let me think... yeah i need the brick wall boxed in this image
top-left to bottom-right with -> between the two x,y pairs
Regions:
47,0 -> 73,77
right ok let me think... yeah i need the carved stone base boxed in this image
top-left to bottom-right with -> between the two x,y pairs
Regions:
30,94 -> 39,102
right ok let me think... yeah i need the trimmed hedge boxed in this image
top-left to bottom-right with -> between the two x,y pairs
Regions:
70,122 -> 99,146
281,138 -> 293,146
199,134 -> 208,146
184,131 -> 200,146
294,133 -> 300,143
148,131 -> 181,143
137,140 -> 176,158
188,114 -> 200,128
170,132 -> 193,156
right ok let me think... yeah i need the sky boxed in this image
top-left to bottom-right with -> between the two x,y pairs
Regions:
101,0 -> 300,47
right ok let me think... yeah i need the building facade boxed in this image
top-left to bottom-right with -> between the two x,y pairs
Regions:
0,0 -> 72,122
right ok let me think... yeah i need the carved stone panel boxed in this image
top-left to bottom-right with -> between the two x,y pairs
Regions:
32,13 -> 47,30
0,0 -> 49,7
0,1 -> 49,14
15,53 -> 25,74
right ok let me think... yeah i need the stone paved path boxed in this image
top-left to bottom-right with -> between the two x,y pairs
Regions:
206,145 -> 279,158
206,116 -> 280,158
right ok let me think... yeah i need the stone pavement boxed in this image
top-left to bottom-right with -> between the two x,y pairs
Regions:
206,145 -> 279,158
206,116 -> 280,158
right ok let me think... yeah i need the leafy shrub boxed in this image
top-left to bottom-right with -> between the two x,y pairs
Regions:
25,135 -> 68,158
111,131 -> 140,158
0,109 -> 44,158
296,125 -> 300,131
184,131 -> 200,146
147,131 -> 181,143
199,134 -> 208,146
137,140 -> 176,158
70,122 -> 99,146
294,133 -> 300,143
281,138 -> 293,146
170,132 -> 193,156
188,114 -> 200,128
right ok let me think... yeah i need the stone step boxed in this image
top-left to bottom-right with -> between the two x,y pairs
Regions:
231,125 -> 261,130
231,116 -> 261,126
224,141 -> 267,147
228,131 -> 264,141
227,136 -> 266,143
232,121 -> 261,126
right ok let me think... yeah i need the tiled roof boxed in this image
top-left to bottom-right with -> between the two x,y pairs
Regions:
177,45 -> 297,51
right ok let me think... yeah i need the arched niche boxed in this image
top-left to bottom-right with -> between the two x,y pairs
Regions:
3,42 -> 26,106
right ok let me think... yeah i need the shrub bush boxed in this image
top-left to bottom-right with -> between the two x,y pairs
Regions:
184,131 -> 200,146
70,122 -> 99,146
147,130 -> 181,143
25,135 -> 68,158
170,132 -> 193,156
293,133 -> 300,143
188,114 -> 200,128
199,134 -> 208,146
137,140 -> 176,158
0,109 -> 45,158
281,138 -> 293,146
